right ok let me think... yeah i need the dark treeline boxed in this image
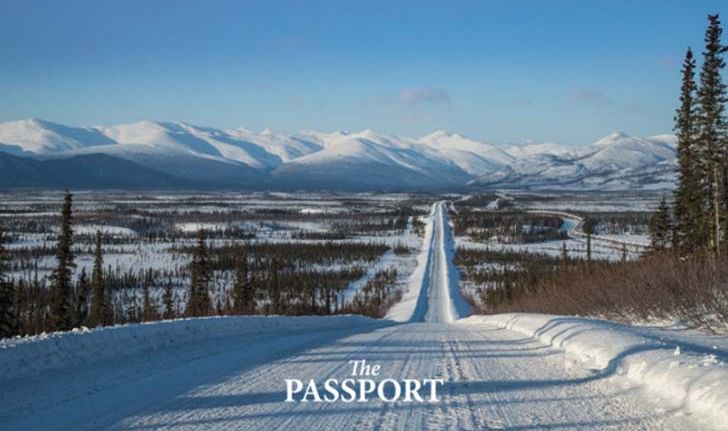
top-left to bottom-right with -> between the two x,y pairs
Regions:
451,210 -> 567,244
342,269 -> 400,318
455,247 -> 562,308
0,192 -> 400,339
455,194 -> 514,209
185,241 -> 388,270
578,212 -> 651,235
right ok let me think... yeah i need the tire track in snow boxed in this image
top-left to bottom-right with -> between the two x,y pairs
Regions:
387,201 -> 470,323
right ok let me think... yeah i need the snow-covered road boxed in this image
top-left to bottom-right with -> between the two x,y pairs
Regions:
0,202 -> 720,430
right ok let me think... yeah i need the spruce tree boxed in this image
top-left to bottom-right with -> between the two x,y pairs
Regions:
49,191 -> 75,331
673,48 -> 704,250
232,253 -> 256,314
186,229 -> 211,317
695,14 -> 728,253
89,230 -> 108,326
141,281 -> 156,322
583,218 -> 594,262
649,196 -> 672,250
269,258 -> 281,314
0,228 -> 15,338
162,278 -> 175,320
75,268 -> 90,327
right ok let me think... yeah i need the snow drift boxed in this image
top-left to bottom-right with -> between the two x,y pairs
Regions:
460,313 -> 728,430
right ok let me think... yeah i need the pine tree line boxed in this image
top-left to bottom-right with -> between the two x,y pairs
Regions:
652,14 -> 728,252
0,228 -> 14,338
0,192 -> 390,339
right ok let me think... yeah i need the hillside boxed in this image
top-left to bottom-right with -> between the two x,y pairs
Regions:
0,119 -> 677,190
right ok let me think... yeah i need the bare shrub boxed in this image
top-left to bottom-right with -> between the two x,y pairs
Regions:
483,250 -> 728,332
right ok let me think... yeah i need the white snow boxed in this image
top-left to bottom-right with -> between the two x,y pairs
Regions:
385,202 -> 470,323
418,130 -> 513,175
341,217 -> 419,305
1,198 -> 723,430
0,315 -> 381,383
0,118 -> 679,189
504,140 -> 572,158
0,119 -> 114,154
73,225 -> 137,237
385,206 -> 436,322
462,313 -> 728,430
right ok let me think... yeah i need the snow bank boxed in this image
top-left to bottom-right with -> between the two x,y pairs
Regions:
386,201 -> 470,323
385,205 -> 435,322
0,315 -> 382,384
461,314 -> 728,429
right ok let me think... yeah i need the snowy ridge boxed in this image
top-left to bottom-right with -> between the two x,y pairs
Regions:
0,118 -> 678,190
460,313 -> 728,430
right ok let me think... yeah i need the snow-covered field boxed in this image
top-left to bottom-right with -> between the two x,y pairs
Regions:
1,200 -> 726,430
456,236 -> 642,262
0,191 -> 425,314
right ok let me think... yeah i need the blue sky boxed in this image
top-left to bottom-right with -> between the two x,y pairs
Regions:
0,0 -> 726,145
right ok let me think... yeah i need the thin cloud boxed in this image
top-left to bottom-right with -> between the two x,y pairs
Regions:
398,88 -> 452,108
659,55 -> 679,69
358,87 -> 452,127
569,88 -> 614,105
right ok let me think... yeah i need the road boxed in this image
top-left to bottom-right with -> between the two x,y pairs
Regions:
525,209 -> 649,253
2,202 -> 702,430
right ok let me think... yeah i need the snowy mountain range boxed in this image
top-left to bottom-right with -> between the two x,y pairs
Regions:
0,119 -> 677,190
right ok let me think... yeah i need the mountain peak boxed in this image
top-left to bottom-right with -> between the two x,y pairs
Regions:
0,118 -> 676,191
9,118 -> 66,129
356,128 -> 388,139
593,131 -> 634,146
422,129 -> 462,140
428,129 -> 450,137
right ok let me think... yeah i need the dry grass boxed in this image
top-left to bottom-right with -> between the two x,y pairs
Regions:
480,251 -> 728,333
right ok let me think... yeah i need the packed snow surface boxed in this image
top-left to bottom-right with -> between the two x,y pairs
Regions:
1,201 -> 725,430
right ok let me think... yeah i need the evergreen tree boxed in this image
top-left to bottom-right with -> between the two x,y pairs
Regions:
162,278 -> 175,320
269,258 -> 281,314
104,276 -> 115,325
649,196 -> 673,250
0,228 -> 15,338
89,230 -> 108,326
74,268 -> 90,327
232,253 -> 256,314
49,191 -> 75,331
695,14 -> 728,253
583,218 -> 594,262
673,48 -> 704,250
186,229 -> 211,317
13,280 -> 25,336
141,281 -> 157,322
